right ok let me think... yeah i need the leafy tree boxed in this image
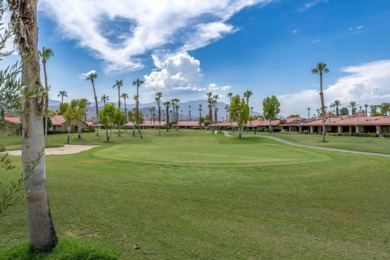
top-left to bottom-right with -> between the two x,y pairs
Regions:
58,102 -> 69,115
0,0 -> 23,215
288,114 -> 300,118
57,90 -> 67,104
86,71 -> 99,136
155,92 -> 162,135
340,107 -> 349,115
312,62 -> 329,142
39,47 -> 54,144
128,108 -> 144,125
99,103 -> 122,142
7,0 -> 58,250
380,102 -> 390,116
262,95 -> 280,132
229,95 -> 249,138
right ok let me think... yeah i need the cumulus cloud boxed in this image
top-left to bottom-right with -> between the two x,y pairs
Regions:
38,0 -> 271,73
278,60 -> 390,116
144,52 -> 205,95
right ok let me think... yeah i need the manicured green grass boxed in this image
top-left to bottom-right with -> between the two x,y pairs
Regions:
1,130 -> 389,258
257,132 -> 390,154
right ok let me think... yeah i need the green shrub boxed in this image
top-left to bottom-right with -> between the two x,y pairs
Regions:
302,130 -> 310,134
353,133 -> 378,137
383,133 -> 390,138
0,236 -> 118,260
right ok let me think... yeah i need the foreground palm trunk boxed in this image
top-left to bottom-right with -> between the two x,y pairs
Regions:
8,0 -> 57,251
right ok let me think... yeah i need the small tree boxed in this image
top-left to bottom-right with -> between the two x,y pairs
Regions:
99,103 -> 123,142
229,95 -> 249,138
262,96 -> 280,133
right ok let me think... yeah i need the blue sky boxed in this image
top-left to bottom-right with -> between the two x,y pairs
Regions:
8,0 -> 390,117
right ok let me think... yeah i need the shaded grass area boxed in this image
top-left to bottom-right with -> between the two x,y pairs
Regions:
0,236 -> 117,259
257,132 -> 390,154
1,130 -> 389,258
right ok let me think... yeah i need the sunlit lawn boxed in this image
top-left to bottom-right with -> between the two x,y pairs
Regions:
1,130 -> 389,258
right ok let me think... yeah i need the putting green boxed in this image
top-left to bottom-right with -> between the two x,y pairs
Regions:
94,136 -> 329,166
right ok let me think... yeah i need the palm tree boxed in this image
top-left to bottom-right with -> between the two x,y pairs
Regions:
113,79 -> 123,110
307,107 -> 311,119
333,100 -> 341,116
364,104 -> 369,116
101,95 -> 109,105
155,92 -> 162,135
198,104 -> 203,124
207,92 -> 213,122
171,98 -> 180,122
57,90 -> 67,104
225,105 -> 229,121
86,72 -> 99,136
243,90 -> 253,108
121,93 -> 129,133
8,0 -> 57,251
132,79 -> 144,137
213,94 -> 219,123
189,105 -> 192,121
163,100 -> 170,131
227,92 -> 233,105
349,101 -> 358,115
39,47 -> 54,144
311,62 -> 329,142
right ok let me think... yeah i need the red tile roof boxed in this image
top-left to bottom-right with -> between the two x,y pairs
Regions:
4,116 -> 21,125
301,116 -> 390,126
175,121 -> 204,127
50,115 -> 66,125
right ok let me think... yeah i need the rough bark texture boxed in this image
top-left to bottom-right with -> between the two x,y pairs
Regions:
8,0 -> 57,251
320,73 -> 326,142
91,79 -> 99,136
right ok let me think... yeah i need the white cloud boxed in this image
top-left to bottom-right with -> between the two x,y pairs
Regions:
298,0 -> 329,12
80,70 -> 97,79
208,83 -> 231,91
144,52 -> 205,100
38,0 -> 271,73
278,60 -> 390,117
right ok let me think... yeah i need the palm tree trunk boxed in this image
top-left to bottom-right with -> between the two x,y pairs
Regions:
158,106 -> 161,136
319,73 -> 326,142
42,61 -> 49,145
14,0 -> 57,251
92,81 -> 99,136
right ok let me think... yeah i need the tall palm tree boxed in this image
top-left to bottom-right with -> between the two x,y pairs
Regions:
189,105 -> 191,121
364,104 -> 369,116
101,95 -> 109,105
113,79 -> 123,110
243,90 -> 253,108
349,101 -> 358,115
171,98 -> 180,122
8,0 -> 57,251
307,107 -> 311,119
164,100 -> 170,131
198,104 -> 203,124
39,47 -> 54,144
333,100 -> 341,116
227,92 -> 233,105
86,72 -> 99,136
207,92 -> 213,122
121,93 -> 129,122
225,105 -> 229,121
132,79 -> 144,137
155,92 -> 162,135
57,90 -> 67,104
213,94 -> 219,123
311,62 -> 329,142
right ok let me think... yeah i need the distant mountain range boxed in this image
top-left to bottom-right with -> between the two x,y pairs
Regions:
49,99 -> 261,121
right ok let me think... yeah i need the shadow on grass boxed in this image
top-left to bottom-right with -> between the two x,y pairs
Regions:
0,236 -> 118,259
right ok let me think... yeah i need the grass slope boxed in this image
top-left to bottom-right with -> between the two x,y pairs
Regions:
1,130 -> 389,259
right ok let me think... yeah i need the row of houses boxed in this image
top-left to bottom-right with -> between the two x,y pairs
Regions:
3,114 -> 390,136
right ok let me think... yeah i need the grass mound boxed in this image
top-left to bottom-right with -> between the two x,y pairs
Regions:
0,236 -> 118,259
